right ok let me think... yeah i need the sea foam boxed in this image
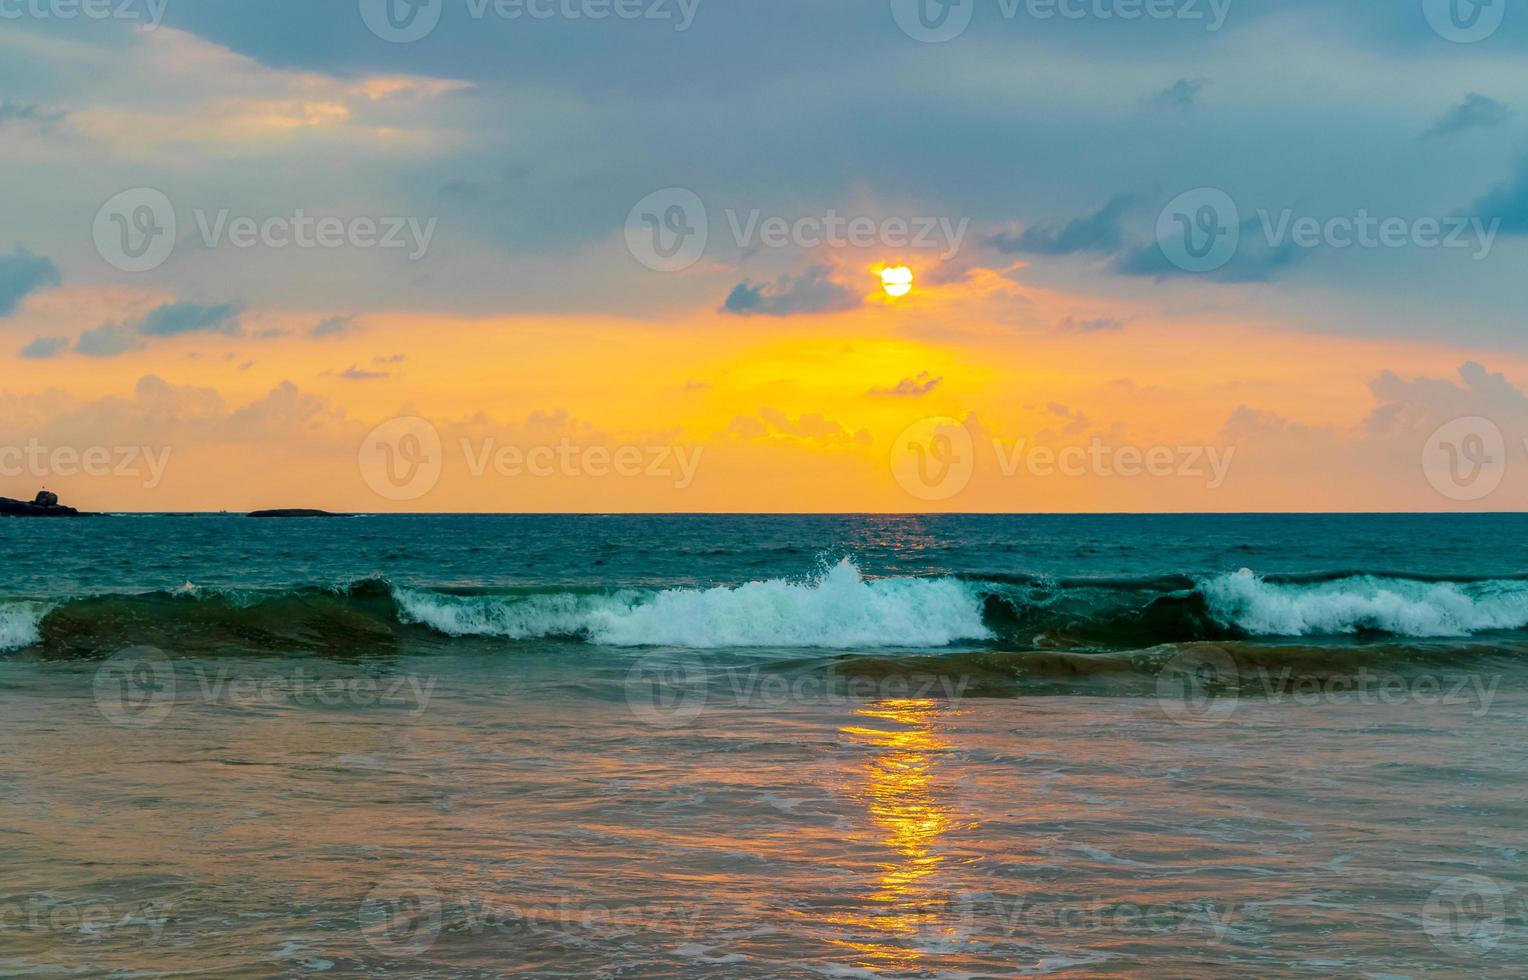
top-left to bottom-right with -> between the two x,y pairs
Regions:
1200,568 -> 1528,638
393,559 -> 993,649
0,602 -> 48,652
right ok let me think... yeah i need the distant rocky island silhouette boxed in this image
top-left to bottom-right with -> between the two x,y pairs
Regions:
0,490 -> 85,517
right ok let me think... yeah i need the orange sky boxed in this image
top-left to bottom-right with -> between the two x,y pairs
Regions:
6,261 -> 1524,513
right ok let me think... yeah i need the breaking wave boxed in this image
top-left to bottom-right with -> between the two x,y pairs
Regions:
393,559 -> 993,649
6,561 -> 1528,659
0,602 -> 48,652
1199,569 -> 1528,638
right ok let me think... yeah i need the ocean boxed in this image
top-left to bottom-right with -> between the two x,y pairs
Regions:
1,514 -> 1524,976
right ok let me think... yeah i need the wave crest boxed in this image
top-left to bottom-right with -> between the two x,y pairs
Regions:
1200,569 -> 1528,638
395,559 -> 993,649
0,602 -> 49,652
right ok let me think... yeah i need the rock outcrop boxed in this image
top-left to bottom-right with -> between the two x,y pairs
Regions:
0,490 -> 83,517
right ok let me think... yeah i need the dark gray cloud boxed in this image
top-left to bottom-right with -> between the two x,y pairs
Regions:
988,197 -> 1130,256
75,323 -> 143,358
1426,93 -> 1509,138
1150,78 -> 1208,111
1468,157 -> 1528,235
869,371 -> 942,397
0,248 -> 60,316
138,301 -> 243,337
720,266 -> 860,317
1114,217 -> 1305,283
309,315 -> 355,338
0,102 -> 65,126
337,364 -> 389,381
1059,315 -> 1125,332
19,336 -> 68,359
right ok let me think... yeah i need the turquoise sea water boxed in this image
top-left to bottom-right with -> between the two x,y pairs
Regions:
1,514 -> 1525,976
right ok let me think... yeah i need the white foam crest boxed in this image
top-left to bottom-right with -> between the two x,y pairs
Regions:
0,602 -> 48,652
1200,569 -> 1528,638
393,559 -> 993,649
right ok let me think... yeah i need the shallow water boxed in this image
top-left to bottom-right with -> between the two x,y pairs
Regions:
1,515 -> 1525,976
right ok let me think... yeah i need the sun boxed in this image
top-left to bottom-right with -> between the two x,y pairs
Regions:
880,265 -> 913,298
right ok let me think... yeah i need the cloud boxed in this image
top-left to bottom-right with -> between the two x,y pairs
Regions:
1058,315 -> 1125,333
0,101 -> 65,126
1150,78 -> 1208,111
987,197 -> 1130,256
138,301 -> 243,337
1468,157 -> 1528,235
0,248 -> 60,317
870,371 -> 942,397
75,323 -> 144,358
1045,401 -> 1091,435
309,315 -> 355,338
336,364 -> 390,380
19,336 -> 68,360
729,408 -> 872,447
1214,361 -> 1528,509
1425,93 -> 1509,138
1365,361 -> 1528,434
67,300 -> 245,358
1113,217 -> 1305,283
720,266 -> 861,317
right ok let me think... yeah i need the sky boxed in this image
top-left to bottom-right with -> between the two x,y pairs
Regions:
3,0 -> 1528,512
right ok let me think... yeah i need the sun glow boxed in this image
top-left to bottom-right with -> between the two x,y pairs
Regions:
880,266 -> 913,298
